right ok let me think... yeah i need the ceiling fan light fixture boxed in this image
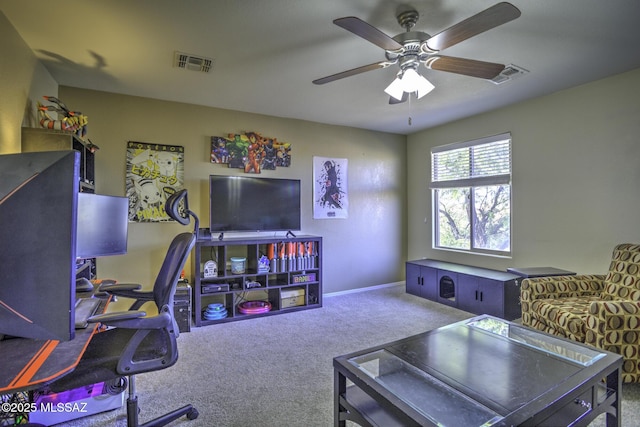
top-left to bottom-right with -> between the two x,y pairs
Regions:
384,74 -> 405,100
402,68 -> 434,99
416,78 -> 435,98
384,69 -> 435,100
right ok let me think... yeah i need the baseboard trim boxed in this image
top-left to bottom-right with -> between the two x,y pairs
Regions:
324,281 -> 404,298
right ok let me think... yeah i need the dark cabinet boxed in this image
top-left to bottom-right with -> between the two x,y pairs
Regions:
405,263 -> 437,300
406,260 -> 521,320
457,275 -> 506,318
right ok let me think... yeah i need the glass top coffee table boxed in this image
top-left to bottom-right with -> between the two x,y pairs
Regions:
334,315 -> 622,427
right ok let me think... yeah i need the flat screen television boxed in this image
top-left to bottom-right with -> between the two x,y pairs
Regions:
76,193 -> 129,259
209,175 -> 301,233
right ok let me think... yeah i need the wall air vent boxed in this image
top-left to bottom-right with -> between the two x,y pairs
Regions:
490,64 -> 528,85
174,51 -> 214,73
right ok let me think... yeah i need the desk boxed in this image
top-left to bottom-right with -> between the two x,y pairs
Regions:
334,315 -> 622,427
0,297 -> 108,394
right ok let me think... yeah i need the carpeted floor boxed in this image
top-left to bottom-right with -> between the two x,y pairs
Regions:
57,284 -> 639,426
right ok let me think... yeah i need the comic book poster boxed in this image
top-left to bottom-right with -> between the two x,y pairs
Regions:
313,156 -> 348,219
126,141 -> 184,222
210,132 -> 291,173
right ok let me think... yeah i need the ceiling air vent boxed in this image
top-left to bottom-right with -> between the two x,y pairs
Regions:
490,64 -> 528,85
174,51 -> 214,73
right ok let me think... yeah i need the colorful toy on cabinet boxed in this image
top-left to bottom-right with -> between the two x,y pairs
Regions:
38,96 -> 91,142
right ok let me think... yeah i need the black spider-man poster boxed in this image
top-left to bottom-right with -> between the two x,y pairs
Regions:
313,156 -> 348,219
126,141 -> 184,222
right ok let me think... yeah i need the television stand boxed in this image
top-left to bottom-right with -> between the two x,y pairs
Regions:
286,230 -> 296,238
192,235 -> 322,327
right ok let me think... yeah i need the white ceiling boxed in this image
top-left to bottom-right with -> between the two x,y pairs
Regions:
2,0 -> 640,135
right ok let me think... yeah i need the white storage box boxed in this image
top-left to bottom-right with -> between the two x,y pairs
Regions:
29,382 -> 124,425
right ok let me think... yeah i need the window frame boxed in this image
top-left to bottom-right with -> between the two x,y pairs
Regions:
430,133 -> 512,257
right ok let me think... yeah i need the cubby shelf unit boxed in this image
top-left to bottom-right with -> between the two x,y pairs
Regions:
192,234 -> 322,326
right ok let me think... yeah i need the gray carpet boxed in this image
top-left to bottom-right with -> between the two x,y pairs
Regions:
58,284 -> 639,426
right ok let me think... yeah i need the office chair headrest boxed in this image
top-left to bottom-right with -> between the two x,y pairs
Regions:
165,189 -> 192,226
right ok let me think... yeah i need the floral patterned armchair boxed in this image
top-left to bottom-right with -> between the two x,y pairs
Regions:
520,243 -> 640,383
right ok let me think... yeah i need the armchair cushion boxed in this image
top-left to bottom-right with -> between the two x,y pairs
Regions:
520,274 -> 604,328
585,300 -> 640,379
601,243 -> 640,300
530,296 -> 604,342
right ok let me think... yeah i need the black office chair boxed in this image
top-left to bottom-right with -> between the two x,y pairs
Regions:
47,189 -> 199,426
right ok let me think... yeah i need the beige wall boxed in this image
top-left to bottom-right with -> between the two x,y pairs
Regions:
58,87 -> 407,293
407,68 -> 640,274
0,12 -> 57,154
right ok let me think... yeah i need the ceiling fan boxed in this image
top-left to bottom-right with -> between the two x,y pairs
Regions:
313,2 -> 521,104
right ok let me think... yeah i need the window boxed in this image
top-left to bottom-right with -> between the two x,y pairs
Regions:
431,133 -> 511,255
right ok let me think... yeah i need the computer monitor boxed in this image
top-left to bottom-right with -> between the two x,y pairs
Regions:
0,150 -> 79,341
76,193 -> 129,259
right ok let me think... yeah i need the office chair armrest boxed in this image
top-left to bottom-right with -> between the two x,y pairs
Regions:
89,310 -> 173,330
88,310 -> 146,325
99,282 -> 142,292
99,282 -> 154,310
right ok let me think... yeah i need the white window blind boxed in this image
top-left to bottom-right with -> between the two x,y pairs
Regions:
430,133 -> 511,189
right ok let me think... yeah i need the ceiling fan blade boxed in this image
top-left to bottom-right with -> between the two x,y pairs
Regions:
426,56 -> 505,79
389,92 -> 408,105
313,61 -> 391,85
333,17 -> 403,51
425,2 -> 521,52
